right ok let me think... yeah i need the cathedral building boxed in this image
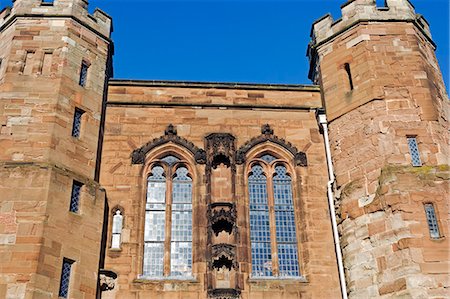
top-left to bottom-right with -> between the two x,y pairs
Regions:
0,0 -> 448,298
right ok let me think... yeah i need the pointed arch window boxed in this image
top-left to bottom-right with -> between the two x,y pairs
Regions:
248,153 -> 300,278
143,155 -> 193,278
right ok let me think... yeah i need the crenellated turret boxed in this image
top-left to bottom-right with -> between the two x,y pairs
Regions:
310,0 -> 449,298
0,0 -> 114,298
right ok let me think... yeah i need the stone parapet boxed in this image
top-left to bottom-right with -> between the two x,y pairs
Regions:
310,0 -> 430,47
5,0 -> 112,38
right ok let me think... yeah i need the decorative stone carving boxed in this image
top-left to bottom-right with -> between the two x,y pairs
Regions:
131,124 -> 206,164
210,244 -> 238,270
207,288 -> 241,299
236,124 -> 308,167
205,133 -> 236,168
208,203 -> 237,236
99,269 -> 117,291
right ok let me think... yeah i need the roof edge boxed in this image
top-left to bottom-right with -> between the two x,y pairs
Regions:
108,79 -> 321,92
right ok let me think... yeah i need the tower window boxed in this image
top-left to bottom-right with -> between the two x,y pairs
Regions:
407,136 -> 422,166
22,51 -> 35,75
424,203 -> 440,239
79,61 -> 89,87
58,258 -> 74,298
70,180 -> 83,213
344,63 -> 354,91
71,108 -> 85,138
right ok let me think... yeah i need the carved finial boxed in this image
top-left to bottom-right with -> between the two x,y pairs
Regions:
164,124 -> 177,136
261,124 -> 273,135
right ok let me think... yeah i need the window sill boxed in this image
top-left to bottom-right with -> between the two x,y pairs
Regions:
248,276 -> 308,283
134,276 -> 198,284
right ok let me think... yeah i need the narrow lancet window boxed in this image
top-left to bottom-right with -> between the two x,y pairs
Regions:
344,63 -> 354,91
143,166 -> 166,277
58,258 -> 74,298
111,210 -> 123,250
249,164 -> 272,277
72,108 -> 85,138
79,60 -> 89,87
407,136 -> 422,166
424,203 -> 440,239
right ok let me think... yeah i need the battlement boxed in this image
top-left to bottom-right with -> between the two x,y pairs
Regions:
310,0 -> 431,47
1,0 -> 112,38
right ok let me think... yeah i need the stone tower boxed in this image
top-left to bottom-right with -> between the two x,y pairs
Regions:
308,0 -> 449,298
0,0 -> 112,298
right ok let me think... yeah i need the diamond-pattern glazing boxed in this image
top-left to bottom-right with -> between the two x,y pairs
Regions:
407,137 -> 422,166
424,203 -> 440,239
69,181 -> 82,213
79,62 -> 89,86
71,108 -> 84,138
58,258 -> 73,298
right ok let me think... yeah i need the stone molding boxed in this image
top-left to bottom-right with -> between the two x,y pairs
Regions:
131,124 -> 206,164
236,124 -> 308,167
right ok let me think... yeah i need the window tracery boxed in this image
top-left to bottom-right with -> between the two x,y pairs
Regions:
248,153 -> 300,278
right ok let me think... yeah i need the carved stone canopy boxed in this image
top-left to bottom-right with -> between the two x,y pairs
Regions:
131,124 -> 206,164
236,124 -> 308,167
210,244 -> 238,270
208,203 -> 237,236
205,133 -> 236,168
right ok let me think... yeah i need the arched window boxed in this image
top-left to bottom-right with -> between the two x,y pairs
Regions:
143,155 -> 193,278
248,154 -> 300,278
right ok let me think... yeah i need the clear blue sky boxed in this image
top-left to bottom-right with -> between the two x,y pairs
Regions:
7,0 -> 450,90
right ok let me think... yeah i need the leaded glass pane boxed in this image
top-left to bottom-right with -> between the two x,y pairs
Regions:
69,181 -> 82,213
273,165 -> 300,275
58,258 -> 73,298
145,211 -> 165,241
71,108 -> 84,138
143,243 -> 164,277
170,241 -> 192,277
249,164 -> 272,277
147,166 -> 166,209
251,242 -> 273,277
407,137 -> 422,166
424,204 -> 440,239
260,154 -> 277,163
171,166 -> 192,276
277,244 -> 300,277
79,61 -> 89,87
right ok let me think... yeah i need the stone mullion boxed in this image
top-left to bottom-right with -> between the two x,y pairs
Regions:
266,167 -> 279,276
164,171 -> 173,277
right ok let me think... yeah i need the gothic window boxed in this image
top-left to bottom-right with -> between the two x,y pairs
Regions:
248,153 -> 300,278
143,155 -> 193,278
111,209 -> 123,250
